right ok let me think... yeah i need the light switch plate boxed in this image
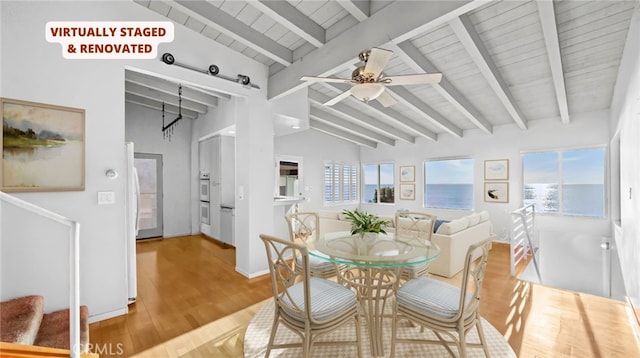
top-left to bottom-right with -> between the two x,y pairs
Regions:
98,191 -> 115,205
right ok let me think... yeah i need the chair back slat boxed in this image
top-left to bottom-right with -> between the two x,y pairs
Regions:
285,212 -> 319,243
458,237 -> 493,320
395,212 -> 437,243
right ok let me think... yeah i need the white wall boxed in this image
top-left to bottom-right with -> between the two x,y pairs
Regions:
611,7 -> 640,316
1,0 -> 274,321
360,111 -> 611,242
274,129 -> 361,238
125,103 -> 192,238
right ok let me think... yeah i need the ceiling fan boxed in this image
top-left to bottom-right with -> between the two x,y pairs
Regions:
300,47 -> 442,107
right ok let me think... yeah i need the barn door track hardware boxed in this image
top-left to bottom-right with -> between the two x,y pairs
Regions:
161,52 -> 259,90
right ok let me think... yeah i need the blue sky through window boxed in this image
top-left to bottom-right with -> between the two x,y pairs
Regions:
425,159 -> 473,184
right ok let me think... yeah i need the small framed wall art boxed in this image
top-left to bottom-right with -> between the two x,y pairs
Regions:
400,165 -> 415,182
484,159 -> 509,181
399,183 -> 415,200
484,182 -> 509,203
1,97 -> 85,192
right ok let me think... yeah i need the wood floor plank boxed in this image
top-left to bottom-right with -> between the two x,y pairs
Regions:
88,235 -> 640,357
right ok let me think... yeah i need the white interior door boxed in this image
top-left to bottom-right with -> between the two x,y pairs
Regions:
134,153 -> 163,239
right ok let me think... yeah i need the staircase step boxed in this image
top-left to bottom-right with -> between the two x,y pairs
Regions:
34,305 -> 89,352
0,295 -> 45,345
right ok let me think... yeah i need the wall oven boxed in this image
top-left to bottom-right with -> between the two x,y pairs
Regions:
199,171 -> 210,224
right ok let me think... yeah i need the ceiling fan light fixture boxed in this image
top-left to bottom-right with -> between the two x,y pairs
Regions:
351,83 -> 384,103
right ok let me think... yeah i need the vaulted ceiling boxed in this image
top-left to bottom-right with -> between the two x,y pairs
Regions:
133,0 -> 637,148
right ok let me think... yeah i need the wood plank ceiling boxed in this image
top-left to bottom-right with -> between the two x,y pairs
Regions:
133,0 -> 637,148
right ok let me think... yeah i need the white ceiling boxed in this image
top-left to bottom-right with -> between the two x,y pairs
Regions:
133,0 -> 638,148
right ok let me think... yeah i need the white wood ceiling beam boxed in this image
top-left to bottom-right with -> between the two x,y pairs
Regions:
336,0 -> 370,22
391,41 -> 493,135
126,93 -> 199,119
537,0 -> 570,124
385,87 -> 463,138
125,82 -> 208,113
126,70 -> 231,101
309,107 -> 396,146
172,0 -> 293,66
308,89 -> 415,144
126,72 -> 221,107
449,14 -> 528,130
248,1 -> 325,48
268,0 -> 485,100
329,82 -> 438,141
310,119 -> 378,148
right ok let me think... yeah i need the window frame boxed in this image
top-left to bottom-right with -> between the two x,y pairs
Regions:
362,162 -> 396,205
423,156 -> 475,211
323,161 -> 359,206
521,145 -> 608,218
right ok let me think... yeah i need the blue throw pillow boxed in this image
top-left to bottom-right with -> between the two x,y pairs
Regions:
433,219 -> 450,233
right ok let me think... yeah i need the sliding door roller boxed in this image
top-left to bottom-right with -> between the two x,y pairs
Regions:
160,52 -> 259,89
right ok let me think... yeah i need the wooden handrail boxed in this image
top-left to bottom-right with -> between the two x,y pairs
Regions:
0,192 -> 81,358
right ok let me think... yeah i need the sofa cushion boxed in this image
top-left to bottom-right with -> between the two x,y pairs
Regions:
433,219 -> 450,233
478,210 -> 490,222
436,217 -> 469,235
466,213 -> 480,226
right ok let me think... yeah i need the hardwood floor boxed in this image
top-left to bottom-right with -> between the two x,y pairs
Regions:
89,235 -> 272,357
89,235 -> 640,357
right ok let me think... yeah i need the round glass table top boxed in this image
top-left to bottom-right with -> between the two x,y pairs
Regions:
306,231 -> 440,268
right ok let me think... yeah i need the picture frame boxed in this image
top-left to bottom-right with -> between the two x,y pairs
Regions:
400,165 -> 415,182
1,97 -> 85,192
399,183 -> 415,200
484,159 -> 509,180
484,182 -> 509,203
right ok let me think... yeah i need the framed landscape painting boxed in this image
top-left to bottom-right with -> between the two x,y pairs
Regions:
1,98 -> 85,192
484,159 -> 509,180
400,165 -> 415,182
399,184 -> 415,200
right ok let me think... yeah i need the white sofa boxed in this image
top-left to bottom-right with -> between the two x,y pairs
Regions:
317,210 -> 494,278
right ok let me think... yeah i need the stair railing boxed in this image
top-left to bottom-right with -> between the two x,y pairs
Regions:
0,192 -> 81,358
510,204 -> 542,283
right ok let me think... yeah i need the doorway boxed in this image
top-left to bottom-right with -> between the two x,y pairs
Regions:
134,153 -> 163,239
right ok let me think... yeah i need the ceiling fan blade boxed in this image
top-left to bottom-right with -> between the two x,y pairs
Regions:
363,48 -> 394,79
300,76 -> 354,84
324,90 -> 353,106
381,73 -> 443,86
376,90 -> 397,107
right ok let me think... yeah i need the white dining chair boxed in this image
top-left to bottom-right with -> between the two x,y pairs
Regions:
395,211 -> 437,280
390,237 -> 493,358
259,234 -> 361,357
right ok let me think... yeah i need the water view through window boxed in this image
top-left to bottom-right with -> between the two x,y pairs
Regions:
523,148 -> 605,217
364,163 -> 394,203
424,159 -> 474,210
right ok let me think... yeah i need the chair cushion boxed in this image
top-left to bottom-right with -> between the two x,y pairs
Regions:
281,277 -> 357,321
402,262 -> 428,273
296,252 -> 335,272
397,277 -> 471,319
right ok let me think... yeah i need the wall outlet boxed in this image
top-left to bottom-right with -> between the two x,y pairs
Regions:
98,191 -> 115,205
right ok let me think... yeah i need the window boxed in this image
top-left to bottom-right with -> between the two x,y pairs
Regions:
324,162 -> 358,204
523,148 -> 605,217
424,158 -> 474,210
363,163 -> 395,203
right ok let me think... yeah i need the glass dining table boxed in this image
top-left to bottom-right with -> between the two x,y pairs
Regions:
305,231 -> 440,357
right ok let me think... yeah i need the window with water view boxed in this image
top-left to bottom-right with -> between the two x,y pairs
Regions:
523,148 -> 605,217
424,158 -> 474,210
363,163 -> 394,204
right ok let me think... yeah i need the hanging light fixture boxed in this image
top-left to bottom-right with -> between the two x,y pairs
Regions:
162,84 -> 183,141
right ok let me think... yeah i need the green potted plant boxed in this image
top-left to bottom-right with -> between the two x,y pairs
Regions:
341,209 -> 389,238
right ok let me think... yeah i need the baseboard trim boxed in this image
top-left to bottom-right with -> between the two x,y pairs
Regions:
88,308 -> 127,324
236,267 -> 269,279
627,297 -> 640,347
